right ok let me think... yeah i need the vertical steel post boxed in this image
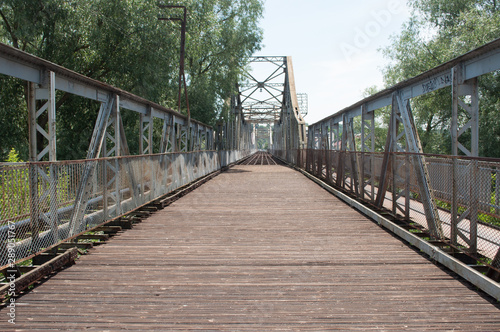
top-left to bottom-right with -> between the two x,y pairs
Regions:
337,115 -> 348,188
114,95 -> 122,216
347,118 -> 360,196
360,105 -> 367,199
391,100 -> 399,216
28,83 -> 39,251
30,71 -> 59,245
46,71 -> 59,244
451,65 -> 480,252
451,67 -> 460,245
362,107 -> 376,202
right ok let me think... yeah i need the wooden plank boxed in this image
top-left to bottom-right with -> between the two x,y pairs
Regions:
57,243 -> 93,250
93,226 -> 122,234
0,248 -> 78,300
3,165 -> 499,330
76,234 -> 110,241
106,219 -> 133,229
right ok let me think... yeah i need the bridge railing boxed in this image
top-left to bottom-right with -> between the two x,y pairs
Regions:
289,149 -> 500,265
273,38 -> 500,275
0,41 -> 256,268
0,149 -> 252,268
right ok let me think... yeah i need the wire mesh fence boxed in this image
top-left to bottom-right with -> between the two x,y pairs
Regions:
0,150 -> 251,269
286,149 -> 500,270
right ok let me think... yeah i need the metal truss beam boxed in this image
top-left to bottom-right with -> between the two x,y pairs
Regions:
310,37 -> 500,244
311,38 -> 500,127
0,43 -> 210,132
239,56 -> 287,123
0,41 -> 229,270
68,95 -> 115,237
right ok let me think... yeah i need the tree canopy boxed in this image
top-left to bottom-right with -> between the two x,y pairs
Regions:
381,0 -> 500,156
0,0 -> 263,160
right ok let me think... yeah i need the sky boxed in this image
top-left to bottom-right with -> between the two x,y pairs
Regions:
254,0 -> 412,124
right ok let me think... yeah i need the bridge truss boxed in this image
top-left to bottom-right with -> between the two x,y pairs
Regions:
0,43 -> 251,268
218,56 -> 306,158
2,31 -> 500,302
276,38 -> 500,298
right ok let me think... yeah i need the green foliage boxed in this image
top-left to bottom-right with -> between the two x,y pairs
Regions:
381,0 -> 500,157
184,0 -> 263,125
6,148 -> 22,162
356,86 -> 390,152
0,76 -> 29,161
0,148 -> 74,226
1,149 -> 28,222
435,197 -> 500,228
0,0 -> 263,160
257,139 -> 269,150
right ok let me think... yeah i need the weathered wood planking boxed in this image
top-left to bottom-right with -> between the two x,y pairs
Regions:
3,164 -> 499,330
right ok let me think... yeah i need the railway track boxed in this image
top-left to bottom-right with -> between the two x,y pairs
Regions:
240,151 -> 282,165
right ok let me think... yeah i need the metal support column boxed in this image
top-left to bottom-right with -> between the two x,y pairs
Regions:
361,105 -> 376,202
102,95 -> 122,219
451,65 -> 479,252
29,71 -> 59,247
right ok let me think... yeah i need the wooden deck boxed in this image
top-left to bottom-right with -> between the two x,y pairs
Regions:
4,164 -> 500,330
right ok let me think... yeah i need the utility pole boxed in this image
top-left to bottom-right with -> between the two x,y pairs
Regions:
159,5 -> 190,126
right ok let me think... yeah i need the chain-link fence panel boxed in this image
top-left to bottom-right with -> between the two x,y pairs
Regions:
0,150 -> 252,269
293,149 -> 500,270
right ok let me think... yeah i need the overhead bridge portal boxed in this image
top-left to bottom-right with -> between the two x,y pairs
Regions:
0,39 -> 500,330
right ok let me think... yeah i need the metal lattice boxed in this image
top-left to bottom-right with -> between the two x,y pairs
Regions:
0,150 -> 254,269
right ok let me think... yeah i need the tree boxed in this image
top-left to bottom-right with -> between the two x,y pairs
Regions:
0,0 -> 263,160
381,0 -> 500,156
183,0 -> 263,125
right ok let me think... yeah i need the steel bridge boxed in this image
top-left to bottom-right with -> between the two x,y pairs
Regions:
0,37 -> 500,330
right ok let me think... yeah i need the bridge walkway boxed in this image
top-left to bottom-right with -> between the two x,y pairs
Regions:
6,162 -> 500,330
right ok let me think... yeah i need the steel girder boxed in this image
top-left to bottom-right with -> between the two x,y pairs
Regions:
271,57 -> 307,161
0,42 -> 217,249
217,55 -> 306,160
308,37 -> 500,244
239,56 -> 287,124
297,93 -> 308,118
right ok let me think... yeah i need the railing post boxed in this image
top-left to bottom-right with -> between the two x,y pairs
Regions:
451,65 -> 480,253
114,96 -> 122,216
27,82 -> 39,252
451,157 -> 458,246
470,160 -> 479,253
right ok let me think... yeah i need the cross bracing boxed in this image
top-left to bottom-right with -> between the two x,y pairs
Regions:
239,56 -> 287,123
3,34 -> 500,307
